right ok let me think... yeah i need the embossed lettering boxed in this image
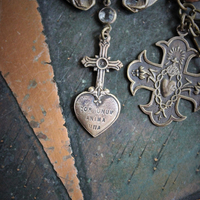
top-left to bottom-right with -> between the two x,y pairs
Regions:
88,124 -> 101,130
81,106 -> 114,115
86,116 -> 106,123
74,34 -> 122,137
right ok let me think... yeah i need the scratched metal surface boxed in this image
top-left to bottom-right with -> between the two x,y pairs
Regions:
37,0 -> 200,199
0,74 -> 70,200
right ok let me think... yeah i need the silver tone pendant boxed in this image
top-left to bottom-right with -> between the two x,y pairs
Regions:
122,0 -> 158,13
66,0 -> 95,10
74,33 -> 123,137
127,35 -> 200,126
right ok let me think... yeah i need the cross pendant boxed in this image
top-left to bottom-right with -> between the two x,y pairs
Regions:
74,34 -> 123,137
127,35 -> 200,126
81,35 -> 123,101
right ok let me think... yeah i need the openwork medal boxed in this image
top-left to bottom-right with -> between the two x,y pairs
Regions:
127,1 -> 200,126
74,1 -> 123,137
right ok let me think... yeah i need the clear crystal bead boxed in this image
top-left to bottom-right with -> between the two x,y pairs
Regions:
98,7 -> 117,24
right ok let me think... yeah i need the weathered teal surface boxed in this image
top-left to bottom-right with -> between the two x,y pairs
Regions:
37,0 -> 200,199
0,74 -> 70,200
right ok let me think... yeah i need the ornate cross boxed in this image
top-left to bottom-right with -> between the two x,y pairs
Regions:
81,35 -> 123,103
74,34 -> 123,137
127,36 -> 200,126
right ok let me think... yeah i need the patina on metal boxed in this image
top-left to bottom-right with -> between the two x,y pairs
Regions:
74,2 -> 123,137
66,0 -> 95,10
66,0 -> 157,12
122,0 -> 158,13
127,0 -> 200,126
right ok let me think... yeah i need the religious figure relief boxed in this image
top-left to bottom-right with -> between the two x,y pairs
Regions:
127,36 -> 200,126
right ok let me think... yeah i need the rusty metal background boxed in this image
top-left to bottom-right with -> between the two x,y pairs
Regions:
0,74 -> 70,200
36,0 -> 200,199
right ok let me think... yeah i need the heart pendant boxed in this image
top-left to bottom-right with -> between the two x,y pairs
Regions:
161,78 -> 176,98
74,88 -> 121,137
74,32 -> 123,136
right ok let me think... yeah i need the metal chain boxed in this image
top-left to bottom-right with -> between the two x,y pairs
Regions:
177,0 -> 200,54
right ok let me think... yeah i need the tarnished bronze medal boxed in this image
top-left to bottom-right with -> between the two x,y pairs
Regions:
127,35 -> 199,126
127,1 -> 200,126
74,2 -> 123,137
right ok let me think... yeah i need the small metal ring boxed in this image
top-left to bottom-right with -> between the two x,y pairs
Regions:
189,22 -> 200,37
195,8 -> 200,14
177,25 -> 189,37
187,15 -> 197,27
179,3 -> 196,19
101,25 -> 112,40
177,0 -> 187,11
103,0 -> 111,6
180,13 -> 187,29
183,3 -> 196,11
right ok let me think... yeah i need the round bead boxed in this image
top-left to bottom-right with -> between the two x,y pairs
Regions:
98,7 -> 117,24
88,87 -> 95,92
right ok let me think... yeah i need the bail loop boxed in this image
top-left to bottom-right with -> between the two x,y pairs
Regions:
103,0 -> 111,6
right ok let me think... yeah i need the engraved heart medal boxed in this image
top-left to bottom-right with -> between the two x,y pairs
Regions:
127,33 -> 200,126
74,33 -> 123,137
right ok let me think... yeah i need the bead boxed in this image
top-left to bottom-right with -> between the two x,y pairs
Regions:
98,7 -> 117,24
88,87 -> 95,92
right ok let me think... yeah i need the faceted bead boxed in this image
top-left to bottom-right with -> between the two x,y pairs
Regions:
98,7 -> 117,24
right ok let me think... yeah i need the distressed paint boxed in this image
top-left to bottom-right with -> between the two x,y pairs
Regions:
0,74 -> 71,199
36,0 -> 200,199
0,1 -> 83,199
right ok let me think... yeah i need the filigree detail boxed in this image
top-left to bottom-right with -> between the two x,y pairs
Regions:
167,46 -> 186,66
166,64 -> 180,78
81,35 -> 123,106
131,66 -> 158,82
132,66 -> 148,80
194,82 -> 200,95
127,36 -> 200,126
74,32 -> 122,137
88,86 -> 110,106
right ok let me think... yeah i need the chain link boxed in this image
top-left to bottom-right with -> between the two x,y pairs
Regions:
103,0 -> 111,6
101,24 -> 112,40
177,0 -> 200,54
